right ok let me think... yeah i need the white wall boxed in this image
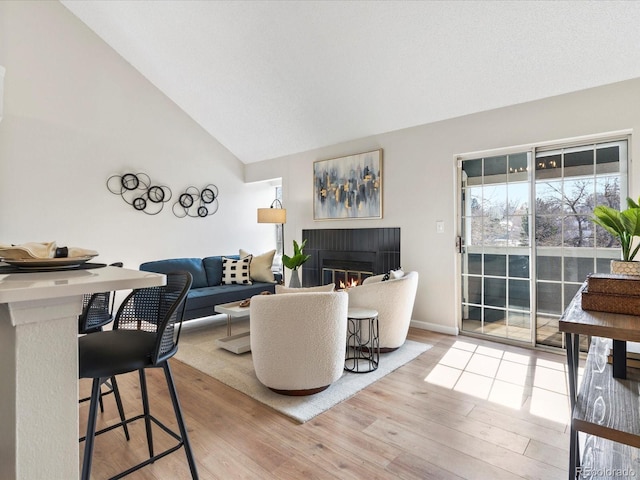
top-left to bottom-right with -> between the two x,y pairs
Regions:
0,1 -> 278,270
246,78 -> 640,334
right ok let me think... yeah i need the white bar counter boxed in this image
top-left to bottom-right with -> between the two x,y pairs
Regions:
0,265 -> 165,480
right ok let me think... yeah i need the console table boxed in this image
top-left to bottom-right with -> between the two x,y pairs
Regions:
560,284 -> 640,480
0,266 -> 165,480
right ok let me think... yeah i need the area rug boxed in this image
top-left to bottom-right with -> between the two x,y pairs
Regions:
174,317 -> 431,423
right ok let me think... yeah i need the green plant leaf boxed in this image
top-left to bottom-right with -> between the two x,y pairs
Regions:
283,239 -> 310,270
627,196 -> 640,209
621,208 -> 640,236
592,198 -> 640,261
592,205 -> 624,237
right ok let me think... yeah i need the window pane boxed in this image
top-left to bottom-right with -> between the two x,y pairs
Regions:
483,217 -> 508,247
508,215 -> 529,247
563,179 -> 594,215
509,255 -> 529,278
536,181 -> 563,206
466,253 -> 482,275
466,217 -> 484,246
507,182 -> 529,215
535,215 -> 562,246
564,256 -> 595,282
536,153 -> 562,179
484,155 -> 507,176
483,184 -> 508,216
484,278 -> 506,308
596,145 -> 620,174
509,279 -> 530,309
596,257 -> 612,273
596,145 -> 619,165
509,152 -> 528,173
464,186 -> 483,216
508,311 -> 530,329
595,176 -> 620,210
463,305 -> 482,321
564,149 -> 594,173
484,308 -> 506,323
462,158 -> 482,179
563,215 -> 593,248
537,255 -> 561,281
463,276 -> 482,304
537,282 -> 562,315
484,254 -> 506,277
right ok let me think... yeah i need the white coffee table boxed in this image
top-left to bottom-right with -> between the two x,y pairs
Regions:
215,300 -> 252,354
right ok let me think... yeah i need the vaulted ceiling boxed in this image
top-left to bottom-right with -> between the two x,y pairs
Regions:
61,1 -> 640,164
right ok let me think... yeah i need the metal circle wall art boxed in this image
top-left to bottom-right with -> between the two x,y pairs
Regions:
173,184 -> 219,218
106,172 -> 173,215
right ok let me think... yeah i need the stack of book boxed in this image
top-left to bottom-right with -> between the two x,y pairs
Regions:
581,272 -> 640,315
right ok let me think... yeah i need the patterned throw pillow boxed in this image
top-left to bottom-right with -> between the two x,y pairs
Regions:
239,248 -> 276,283
222,256 -> 252,285
382,268 -> 404,282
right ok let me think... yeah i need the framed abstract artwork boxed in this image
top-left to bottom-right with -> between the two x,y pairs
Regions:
313,149 -> 382,220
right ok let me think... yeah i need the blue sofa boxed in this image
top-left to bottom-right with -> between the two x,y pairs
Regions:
139,256 -> 279,320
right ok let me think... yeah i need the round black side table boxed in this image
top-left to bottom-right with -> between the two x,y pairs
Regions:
344,307 -> 379,373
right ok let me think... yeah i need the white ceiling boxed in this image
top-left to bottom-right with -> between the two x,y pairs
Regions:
60,0 -> 640,164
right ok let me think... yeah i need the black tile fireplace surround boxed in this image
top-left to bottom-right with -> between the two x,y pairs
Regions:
301,228 -> 401,287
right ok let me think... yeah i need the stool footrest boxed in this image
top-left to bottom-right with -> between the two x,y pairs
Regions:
80,413 -> 187,479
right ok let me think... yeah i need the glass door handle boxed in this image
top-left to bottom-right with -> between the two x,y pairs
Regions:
456,236 -> 463,254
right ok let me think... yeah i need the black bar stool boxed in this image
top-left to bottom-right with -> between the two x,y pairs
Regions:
78,262 -> 126,427
79,270 -> 198,480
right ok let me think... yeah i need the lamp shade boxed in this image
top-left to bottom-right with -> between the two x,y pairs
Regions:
257,207 -> 286,224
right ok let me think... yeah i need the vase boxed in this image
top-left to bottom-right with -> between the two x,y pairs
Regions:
610,260 -> 640,276
288,269 -> 301,288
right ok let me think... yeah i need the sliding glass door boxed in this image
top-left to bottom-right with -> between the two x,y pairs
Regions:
459,152 -> 533,342
533,140 -> 627,347
458,137 -> 628,347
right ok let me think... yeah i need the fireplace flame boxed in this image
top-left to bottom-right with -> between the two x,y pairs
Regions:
339,278 -> 359,289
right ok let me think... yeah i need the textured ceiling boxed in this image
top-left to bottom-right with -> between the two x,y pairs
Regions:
60,0 -> 640,164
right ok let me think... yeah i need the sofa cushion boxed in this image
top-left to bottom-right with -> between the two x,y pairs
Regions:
222,256 -> 252,285
139,258 -> 208,289
203,256 -> 223,286
240,249 -> 276,283
186,283 -> 276,310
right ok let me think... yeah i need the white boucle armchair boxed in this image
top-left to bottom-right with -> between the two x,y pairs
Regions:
250,291 -> 348,395
346,271 -> 419,352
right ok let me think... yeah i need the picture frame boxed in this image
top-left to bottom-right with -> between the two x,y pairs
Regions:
313,149 -> 382,220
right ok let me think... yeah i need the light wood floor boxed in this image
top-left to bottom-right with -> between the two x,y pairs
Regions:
79,328 -> 572,479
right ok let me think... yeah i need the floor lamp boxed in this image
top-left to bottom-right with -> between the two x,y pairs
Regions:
257,199 -> 286,284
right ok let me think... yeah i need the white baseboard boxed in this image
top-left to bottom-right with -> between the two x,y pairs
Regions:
410,319 -> 459,336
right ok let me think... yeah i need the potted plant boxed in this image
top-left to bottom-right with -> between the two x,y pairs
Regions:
592,196 -> 640,275
282,239 -> 311,287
